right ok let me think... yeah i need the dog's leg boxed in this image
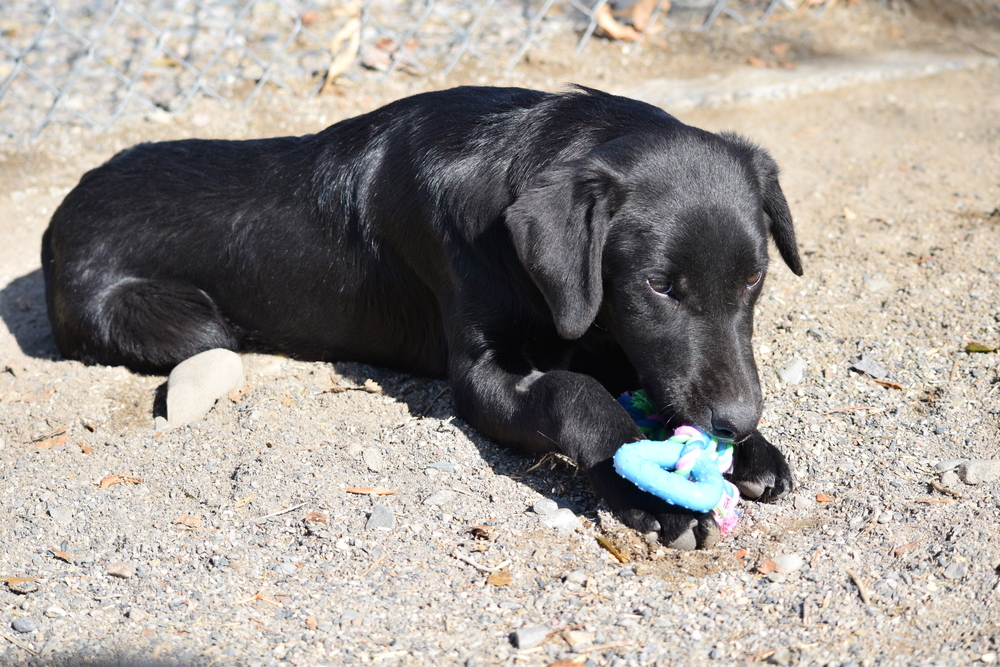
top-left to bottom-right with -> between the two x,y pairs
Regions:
450,359 -> 719,549
53,277 -> 238,374
726,430 -> 793,502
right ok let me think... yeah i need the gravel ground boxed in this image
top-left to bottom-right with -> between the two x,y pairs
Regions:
2,4 -> 1000,667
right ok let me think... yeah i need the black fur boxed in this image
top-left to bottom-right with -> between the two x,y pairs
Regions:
43,86 -> 802,548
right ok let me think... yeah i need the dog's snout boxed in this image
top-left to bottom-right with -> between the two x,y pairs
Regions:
710,404 -> 759,442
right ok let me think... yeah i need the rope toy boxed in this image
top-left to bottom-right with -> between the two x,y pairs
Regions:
614,391 -> 741,534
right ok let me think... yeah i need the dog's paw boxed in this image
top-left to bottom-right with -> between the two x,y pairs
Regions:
727,431 -> 792,502
590,459 -> 722,550
617,507 -> 720,550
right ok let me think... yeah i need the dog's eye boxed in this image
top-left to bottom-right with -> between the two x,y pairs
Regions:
647,277 -> 673,295
745,271 -> 763,289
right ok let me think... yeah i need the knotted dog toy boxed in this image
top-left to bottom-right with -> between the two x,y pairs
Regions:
614,391 -> 741,534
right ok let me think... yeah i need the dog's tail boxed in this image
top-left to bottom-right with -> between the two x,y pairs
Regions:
50,274 -> 239,375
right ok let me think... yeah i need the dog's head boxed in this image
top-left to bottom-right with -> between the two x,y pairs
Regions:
506,129 -> 802,442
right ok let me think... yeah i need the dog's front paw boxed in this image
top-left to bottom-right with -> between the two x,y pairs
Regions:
616,506 -> 720,550
727,430 -> 792,502
591,459 -> 721,550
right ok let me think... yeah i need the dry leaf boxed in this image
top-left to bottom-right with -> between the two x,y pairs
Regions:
281,396 -> 294,407
816,492 -> 835,502
97,475 -> 142,488
22,387 -> 57,403
892,540 -> 920,557
79,442 -> 92,454
872,378 -> 904,390
173,514 -> 201,529
0,576 -> 37,585
468,525 -> 491,540
595,534 -> 628,563
486,569 -> 511,586
305,511 -> 328,524
324,16 -> 361,87
966,342 -> 998,353
549,657 -> 586,667
229,385 -> 251,402
757,557 -> 777,575
734,548 -> 748,563
50,546 -> 75,563
306,615 -> 318,630
362,379 -> 382,393
300,10 -> 318,25
770,43 -> 790,60
37,433 -> 69,448
345,487 -> 397,495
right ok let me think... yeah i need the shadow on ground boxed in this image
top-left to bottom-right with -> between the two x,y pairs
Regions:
0,268 -> 60,361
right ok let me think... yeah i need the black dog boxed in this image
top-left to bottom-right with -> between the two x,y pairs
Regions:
43,86 -> 802,549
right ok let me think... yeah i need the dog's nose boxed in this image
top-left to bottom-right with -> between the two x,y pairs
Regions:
710,404 -> 758,442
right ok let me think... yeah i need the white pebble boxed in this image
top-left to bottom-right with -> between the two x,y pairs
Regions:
777,358 -> 804,385
772,553 -> 804,575
540,508 -> 580,533
166,349 -> 245,427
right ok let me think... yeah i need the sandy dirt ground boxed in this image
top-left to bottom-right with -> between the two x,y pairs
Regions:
1,4 -> 1000,667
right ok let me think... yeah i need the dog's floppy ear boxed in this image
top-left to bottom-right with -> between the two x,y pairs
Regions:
505,160 -> 620,340
754,150 -> 803,276
752,148 -> 803,276
724,133 -> 803,276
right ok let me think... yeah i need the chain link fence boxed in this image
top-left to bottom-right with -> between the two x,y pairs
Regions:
0,0 -> 837,142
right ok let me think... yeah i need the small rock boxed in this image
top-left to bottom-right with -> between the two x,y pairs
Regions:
940,470 -> 961,489
777,358 -> 804,384
943,562 -> 968,580
511,625 -> 550,649
532,498 -> 558,516
539,508 -> 580,533
127,607 -> 149,621
772,553 -> 804,575
981,651 -> 998,664
209,555 -> 229,569
107,562 -> 135,579
935,458 -> 966,473
563,629 -> 594,649
8,579 -> 39,594
849,354 -> 887,379
426,461 -> 458,472
48,506 -> 72,523
278,561 -> 296,575
792,494 -> 813,510
766,572 -> 787,583
366,504 -> 396,531
362,447 -> 384,472
877,511 -> 893,524
958,460 -> 1000,485
152,416 -> 170,431
563,569 -> 587,584
766,646 -> 792,666
43,606 -> 67,618
340,609 -> 362,626
166,349 -> 246,427
422,490 -> 455,507
863,275 -> 892,294
11,617 -> 38,633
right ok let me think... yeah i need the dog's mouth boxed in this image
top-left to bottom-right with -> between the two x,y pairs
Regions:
638,382 -> 755,444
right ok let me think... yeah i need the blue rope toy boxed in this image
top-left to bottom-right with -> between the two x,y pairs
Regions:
614,391 -> 741,534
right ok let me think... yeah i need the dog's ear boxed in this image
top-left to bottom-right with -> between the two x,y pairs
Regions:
724,133 -> 803,276
505,160 -> 620,340
752,148 -> 803,276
